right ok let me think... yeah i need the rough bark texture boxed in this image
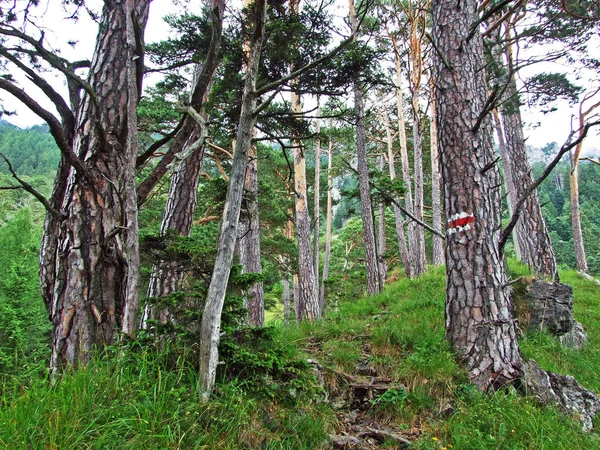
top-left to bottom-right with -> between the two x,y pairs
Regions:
141,0 -> 224,326
429,88 -> 444,266
238,144 -> 265,327
198,0 -> 266,401
40,0 -> 150,375
350,0 -> 382,294
501,75 -> 558,280
432,0 -> 523,389
313,115 -> 321,286
141,132 -> 205,327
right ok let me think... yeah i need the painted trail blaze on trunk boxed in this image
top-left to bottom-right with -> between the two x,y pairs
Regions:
432,0 -> 523,389
447,212 -> 475,234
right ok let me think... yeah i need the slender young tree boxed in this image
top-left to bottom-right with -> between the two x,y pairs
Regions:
381,107 -> 411,276
432,0 -> 523,388
429,77 -> 444,266
570,88 -> 600,273
319,131 -> 334,310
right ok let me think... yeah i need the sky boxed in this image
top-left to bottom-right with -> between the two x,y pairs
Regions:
2,0 -> 599,155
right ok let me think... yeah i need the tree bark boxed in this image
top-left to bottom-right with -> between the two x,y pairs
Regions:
350,0 -> 382,295
238,143 -> 265,327
499,44 -> 558,280
411,92 -> 427,275
432,0 -> 523,389
141,0 -> 225,326
291,0 -> 320,320
493,107 -> 522,260
197,0 -> 266,401
39,0 -> 150,375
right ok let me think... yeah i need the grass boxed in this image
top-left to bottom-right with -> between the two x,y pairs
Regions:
2,261 -> 600,448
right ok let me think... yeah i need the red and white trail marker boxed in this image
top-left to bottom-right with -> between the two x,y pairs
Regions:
447,212 -> 475,235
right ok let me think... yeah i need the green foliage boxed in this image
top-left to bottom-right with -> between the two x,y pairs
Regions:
0,122 -> 60,176
0,208 -> 50,379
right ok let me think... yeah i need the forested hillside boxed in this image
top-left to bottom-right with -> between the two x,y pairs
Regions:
1,0 -> 600,447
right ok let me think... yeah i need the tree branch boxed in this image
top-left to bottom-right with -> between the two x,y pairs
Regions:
0,153 -> 65,220
499,119 -> 600,251
0,78 -> 88,175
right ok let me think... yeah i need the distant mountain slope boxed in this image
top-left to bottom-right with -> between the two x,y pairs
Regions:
0,121 -> 59,176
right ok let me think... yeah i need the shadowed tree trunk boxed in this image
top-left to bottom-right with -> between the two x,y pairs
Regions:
37,0 -> 150,375
378,153 -> 388,282
493,107 -> 522,260
313,112 -> 321,286
238,142 -> 265,326
432,0 -> 523,389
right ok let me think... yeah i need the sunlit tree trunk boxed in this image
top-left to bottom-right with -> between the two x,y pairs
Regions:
429,84 -> 444,266
320,135 -> 334,310
39,0 -> 150,375
391,41 -> 419,278
349,0 -> 382,294
432,0 -> 522,389
381,109 -> 411,276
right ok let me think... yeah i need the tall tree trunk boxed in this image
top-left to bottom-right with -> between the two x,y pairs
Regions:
499,35 -> 558,280
290,0 -> 319,320
392,44 -> 419,278
411,93 -> 427,275
320,135 -> 334,311
493,107 -> 522,260
39,0 -> 150,375
432,0 -> 522,389
381,109 -> 411,276
349,0 -> 382,295
429,84 -> 444,266
198,0 -> 266,401
571,157 -> 588,273
378,153 -> 388,282
238,143 -> 265,326
141,1 -> 225,326
141,137 -> 205,327
313,113 -> 321,291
